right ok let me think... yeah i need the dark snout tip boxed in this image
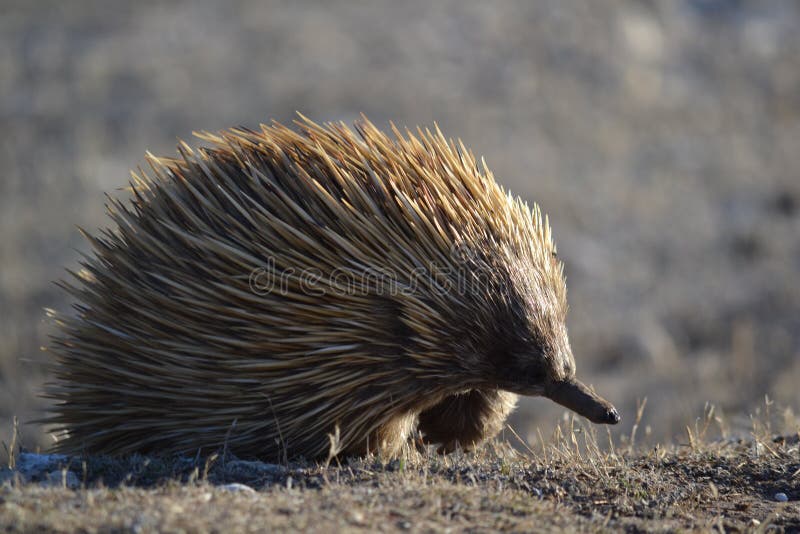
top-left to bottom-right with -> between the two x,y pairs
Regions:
604,407 -> 621,425
588,402 -> 620,425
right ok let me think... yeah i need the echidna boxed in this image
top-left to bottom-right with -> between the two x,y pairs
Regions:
46,115 -> 619,461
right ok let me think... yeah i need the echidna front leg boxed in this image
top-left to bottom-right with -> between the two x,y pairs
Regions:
417,389 -> 517,453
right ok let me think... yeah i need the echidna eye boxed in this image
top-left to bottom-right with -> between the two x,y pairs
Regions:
526,365 -> 547,383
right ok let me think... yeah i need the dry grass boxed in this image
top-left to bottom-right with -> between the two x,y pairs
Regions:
2,404 -> 798,532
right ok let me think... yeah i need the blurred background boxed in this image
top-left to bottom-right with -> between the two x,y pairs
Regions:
2,0 -> 799,454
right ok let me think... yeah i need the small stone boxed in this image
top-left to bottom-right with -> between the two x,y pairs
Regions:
219,482 -> 256,493
224,460 -> 286,475
774,492 -> 788,502
348,510 -> 365,526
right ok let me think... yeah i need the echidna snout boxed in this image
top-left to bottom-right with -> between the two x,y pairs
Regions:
546,378 -> 621,425
483,316 -> 620,426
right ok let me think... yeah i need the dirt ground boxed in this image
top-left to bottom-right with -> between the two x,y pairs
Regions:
1,416 -> 798,532
1,0 -> 799,471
